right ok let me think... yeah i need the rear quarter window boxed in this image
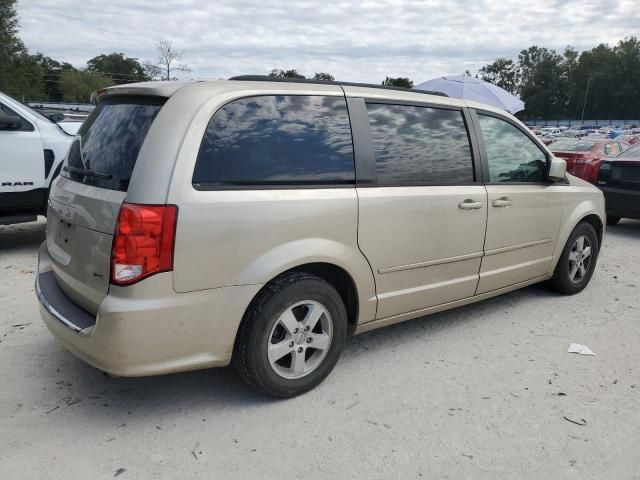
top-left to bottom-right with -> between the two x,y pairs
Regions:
62,96 -> 165,191
192,95 -> 355,188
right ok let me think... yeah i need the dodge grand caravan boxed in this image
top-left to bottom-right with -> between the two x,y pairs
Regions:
36,77 -> 605,397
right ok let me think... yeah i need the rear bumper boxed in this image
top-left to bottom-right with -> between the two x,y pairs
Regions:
601,187 -> 640,220
37,242 -> 262,377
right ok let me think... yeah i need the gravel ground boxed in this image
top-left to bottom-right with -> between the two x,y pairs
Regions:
1,218 -> 639,479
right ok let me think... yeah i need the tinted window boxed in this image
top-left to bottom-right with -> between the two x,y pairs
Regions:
603,143 -> 622,157
0,102 -> 33,131
366,103 -> 474,184
550,139 -> 597,152
478,114 -> 547,183
62,97 -> 164,191
619,143 -> 640,158
192,95 -> 354,187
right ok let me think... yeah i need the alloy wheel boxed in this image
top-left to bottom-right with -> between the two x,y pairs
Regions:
267,300 -> 333,379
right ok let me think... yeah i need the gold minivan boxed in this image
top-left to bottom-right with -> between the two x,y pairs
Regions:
36,77 -> 605,397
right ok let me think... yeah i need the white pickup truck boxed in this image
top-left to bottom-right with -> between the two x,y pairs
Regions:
0,92 -> 81,225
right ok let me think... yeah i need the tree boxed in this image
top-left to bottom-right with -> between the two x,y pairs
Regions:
144,40 -> 191,81
313,72 -> 334,81
478,58 -> 519,94
59,70 -> 113,102
268,69 -> 305,79
517,46 -> 568,119
87,52 -> 149,84
0,0 -> 39,98
30,54 -> 76,101
381,76 -> 413,88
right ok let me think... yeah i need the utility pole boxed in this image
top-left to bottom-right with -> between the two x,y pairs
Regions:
580,77 -> 591,124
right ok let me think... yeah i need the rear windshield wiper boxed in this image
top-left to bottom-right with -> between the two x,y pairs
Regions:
63,165 -> 113,179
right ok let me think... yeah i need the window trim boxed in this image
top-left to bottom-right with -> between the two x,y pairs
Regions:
469,108 -> 558,186
353,99 -> 480,187
0,102 -> 35,132
191,93 -> 357,191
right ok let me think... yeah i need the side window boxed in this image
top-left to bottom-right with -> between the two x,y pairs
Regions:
366,103 -> 474,184
192,95 -> 354,187
603,143 -> 621,157
478,114 -> 547,183
0,103 -> 33,132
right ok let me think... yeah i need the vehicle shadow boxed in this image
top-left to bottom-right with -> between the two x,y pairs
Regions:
0,218 -> 46,253
39,282 -> 557,423
605,219 -> 640,240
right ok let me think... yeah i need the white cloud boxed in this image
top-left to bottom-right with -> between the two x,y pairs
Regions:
16,0 -> 640,83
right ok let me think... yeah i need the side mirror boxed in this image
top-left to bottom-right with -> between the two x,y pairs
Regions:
48,112 -> 66,123
548,156 -> 567,181
0,111 -> 22,130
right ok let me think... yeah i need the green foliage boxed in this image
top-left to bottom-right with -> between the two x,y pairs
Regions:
58,70 -> 113,103
478,58 -> 519,94
268,69 -> 306,79
0,0 -> 33,98
478,37 -> 640,119
31,54 -> 76,101
381,77 -> 414,88
313,72 -> 334,81
87,52 -> 149,84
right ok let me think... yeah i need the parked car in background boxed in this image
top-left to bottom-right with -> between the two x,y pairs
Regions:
597,143 -> 640,225
563,128 -> 588,138
35,78 -> 604,397
551,138 -> 631,184
541,127 -> 562,137
0,91 -> 79,225
616,134 -> 640,145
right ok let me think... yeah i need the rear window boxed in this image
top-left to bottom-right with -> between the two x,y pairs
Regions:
62,96 -> 164,191
550,139 -> 597,152
366,103 -> 474,185
192,95 -> 354,188
618,144 -> 640,158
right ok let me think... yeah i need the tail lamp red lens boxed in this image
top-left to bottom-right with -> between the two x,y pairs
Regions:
110,203 -> 178,286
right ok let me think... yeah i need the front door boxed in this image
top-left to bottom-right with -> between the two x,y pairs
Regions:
473,111 -> 563,294
0,102 -> 44,196
355,101 -> 487,319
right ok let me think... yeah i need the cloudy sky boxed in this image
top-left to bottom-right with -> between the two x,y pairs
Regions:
16,0 -> 640,83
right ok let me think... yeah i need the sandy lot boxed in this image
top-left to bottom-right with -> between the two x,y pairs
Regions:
1,218 -> 639,479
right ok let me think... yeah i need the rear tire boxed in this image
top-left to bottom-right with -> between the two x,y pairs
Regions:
234,272 -> 347,398
548,222 -> 599,295
606,215 -> 621,226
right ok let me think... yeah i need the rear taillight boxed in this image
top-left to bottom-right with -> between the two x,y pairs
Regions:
110,203 -> 178,286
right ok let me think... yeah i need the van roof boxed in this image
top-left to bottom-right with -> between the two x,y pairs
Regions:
93,78 -> 514,119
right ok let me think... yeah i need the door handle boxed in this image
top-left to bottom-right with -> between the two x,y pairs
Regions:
492,197 -> 513,208
458,199 -> 483,210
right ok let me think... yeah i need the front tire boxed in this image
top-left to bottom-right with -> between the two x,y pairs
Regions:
548,222 -> 599,295
234,272 -> 347,398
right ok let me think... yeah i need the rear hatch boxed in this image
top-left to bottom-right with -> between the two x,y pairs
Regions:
599,159 -> 640,190
46,96 -> 165,314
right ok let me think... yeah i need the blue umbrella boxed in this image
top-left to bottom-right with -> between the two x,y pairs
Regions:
415,75 -> 525,114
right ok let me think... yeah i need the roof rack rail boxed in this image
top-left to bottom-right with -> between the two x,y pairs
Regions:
228,75 -> 448,97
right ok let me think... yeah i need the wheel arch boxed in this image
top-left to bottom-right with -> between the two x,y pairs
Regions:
231,261 -> 364,365
549,204 -> 604,273
243,262 -> 362,331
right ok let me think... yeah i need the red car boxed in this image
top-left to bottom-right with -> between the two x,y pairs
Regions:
597,143 -> 640,224
551,138 -> 630,183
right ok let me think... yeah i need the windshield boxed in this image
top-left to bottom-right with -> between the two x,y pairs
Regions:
618,143 -> 640,158
62,96 -> 165,191
24,104 -> 55,123
551,139 -> 597,152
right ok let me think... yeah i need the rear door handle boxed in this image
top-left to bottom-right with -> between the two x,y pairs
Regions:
492,197 -> 513,208
458,199 -> 483,210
